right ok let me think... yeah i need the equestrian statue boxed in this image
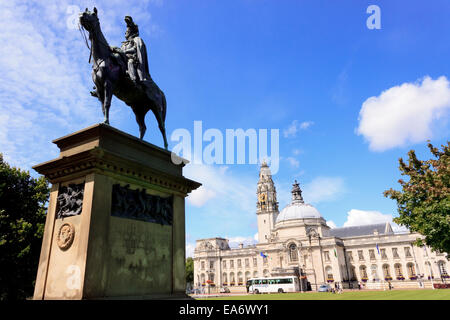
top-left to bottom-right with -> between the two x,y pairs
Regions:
79,7 -> 168,149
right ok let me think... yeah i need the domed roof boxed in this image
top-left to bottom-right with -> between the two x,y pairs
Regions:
276,180 -> 322,223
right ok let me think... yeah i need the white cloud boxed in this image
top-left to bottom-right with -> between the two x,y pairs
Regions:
285,156 -> 300,168
299,121 -> 314,130
302,176 -> 345,203
343,209 -> 408,233
187,186 -> 216,207
184,163 -> 255,214
326,220 -> 337,228
357,76 -> 450,151
226,235 -> 258,248
283,120 -> 314,138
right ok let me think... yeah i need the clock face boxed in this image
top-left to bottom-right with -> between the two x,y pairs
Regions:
259,193 -> 266,202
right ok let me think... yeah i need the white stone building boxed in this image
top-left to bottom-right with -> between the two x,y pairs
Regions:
193,162 -> 449,292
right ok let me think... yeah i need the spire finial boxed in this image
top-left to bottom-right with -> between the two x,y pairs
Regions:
291,180 -> 304,204
261,159 -> 268,167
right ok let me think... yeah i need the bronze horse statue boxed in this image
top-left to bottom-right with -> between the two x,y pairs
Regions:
79,8 -> 168,149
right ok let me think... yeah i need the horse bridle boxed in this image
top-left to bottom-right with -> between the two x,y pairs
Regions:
78,23 -> 93,64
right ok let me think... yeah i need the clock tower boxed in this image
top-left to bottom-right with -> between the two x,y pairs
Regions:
256,161 -> 279,243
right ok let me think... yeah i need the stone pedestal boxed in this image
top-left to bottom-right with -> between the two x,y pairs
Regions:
32,124 -> 200,299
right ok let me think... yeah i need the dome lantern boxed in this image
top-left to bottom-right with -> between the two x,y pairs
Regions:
275,180 -> 322,224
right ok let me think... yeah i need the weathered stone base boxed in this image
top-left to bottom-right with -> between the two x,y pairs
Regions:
32,124 -> 200,300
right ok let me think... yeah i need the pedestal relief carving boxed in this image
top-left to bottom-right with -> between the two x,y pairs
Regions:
111,184 -> 173,225
56,183 -> 84,219
57,222 -> 75,250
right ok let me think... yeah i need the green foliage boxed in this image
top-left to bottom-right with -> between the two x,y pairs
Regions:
384,142 -> 450,255
186,257 -> 194,284
0,154 -> 49,300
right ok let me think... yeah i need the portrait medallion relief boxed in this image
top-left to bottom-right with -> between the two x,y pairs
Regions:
57,222 -> 75,250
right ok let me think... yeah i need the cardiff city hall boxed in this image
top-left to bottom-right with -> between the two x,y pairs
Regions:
194,162 -> 449,293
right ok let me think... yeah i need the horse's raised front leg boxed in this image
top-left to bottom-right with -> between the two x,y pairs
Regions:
103,80 -> 113,125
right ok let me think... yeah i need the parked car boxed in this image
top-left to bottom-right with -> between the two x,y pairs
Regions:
318,284 -> 332,292
219,287 -> 230,293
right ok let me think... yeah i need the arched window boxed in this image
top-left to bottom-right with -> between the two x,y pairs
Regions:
263,269 -> 270,278
382,264 -> 392,280
253,271 -> 258,278
230,272 -> 235,285
325,266 -> 333,282
371,264 -> 379,281
222,273 -> 228,285
360,265 -> 368,279
407,263 -> 416,278
289,243 -> 298,262
245,271 -> 251,282
438,261 -> 448,278
200,273 -> 206,285
238,272 -> 243,285
394,263 -> 404,279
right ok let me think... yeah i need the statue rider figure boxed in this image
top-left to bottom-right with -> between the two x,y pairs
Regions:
121,16 -> 150,85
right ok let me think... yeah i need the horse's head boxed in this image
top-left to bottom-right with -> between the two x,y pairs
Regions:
79,7 -> 99,32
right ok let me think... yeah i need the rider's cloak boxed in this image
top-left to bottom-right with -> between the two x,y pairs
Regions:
132,36 -> 151,81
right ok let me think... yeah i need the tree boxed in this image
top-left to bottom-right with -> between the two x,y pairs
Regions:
384,142 -> 450,255
186,257 -> 194,285
0,154 -> 49,300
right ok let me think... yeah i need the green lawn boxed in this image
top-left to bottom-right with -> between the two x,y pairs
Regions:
198,289 -> 450,300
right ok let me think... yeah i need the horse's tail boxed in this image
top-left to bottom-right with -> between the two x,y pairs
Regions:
161,90 -> 167,123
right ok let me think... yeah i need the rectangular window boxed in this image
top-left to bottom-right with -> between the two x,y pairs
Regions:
223,260 -> 227,269
358,250 -> 364,261
201,261 -> 205,270
253,257 -> 257,267
381,249 -> 387,259
237,259 -> 242,268
404,247 -> 412,257
324,251 -> 330,262
392,248 -> 399,258
263,256 -> 268,265
369,249 -> 376,260
230,260 -> 234,268
245,258 -> 249,268
209,260 -> 214,269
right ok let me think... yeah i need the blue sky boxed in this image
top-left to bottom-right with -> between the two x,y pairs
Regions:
1,1 -> 449,256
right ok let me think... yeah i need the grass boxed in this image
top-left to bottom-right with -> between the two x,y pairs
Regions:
198,289 -> 450,300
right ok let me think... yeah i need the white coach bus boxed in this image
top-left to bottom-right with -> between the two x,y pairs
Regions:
247,276 -> 300,294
